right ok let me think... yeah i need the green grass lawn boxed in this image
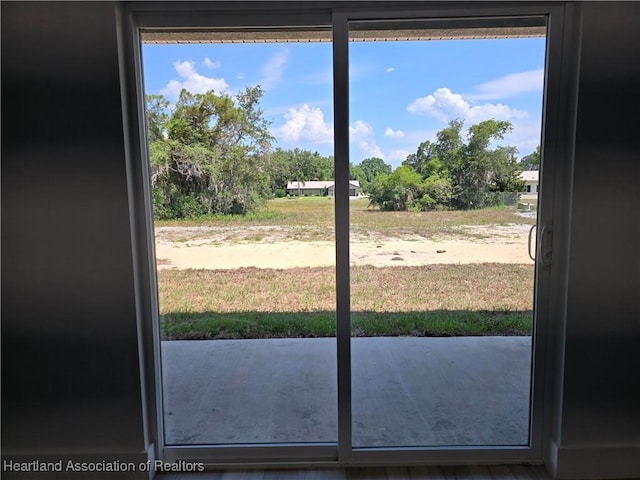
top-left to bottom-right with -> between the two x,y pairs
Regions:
156,197 -> 536,339
155,197 -> 535,241
159,264 -> 534,340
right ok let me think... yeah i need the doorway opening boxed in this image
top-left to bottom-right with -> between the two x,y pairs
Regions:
132,5 -> 559,465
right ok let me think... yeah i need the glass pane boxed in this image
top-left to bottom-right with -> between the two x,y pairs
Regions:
141,29 -> 337,445
348,17 -> 546,448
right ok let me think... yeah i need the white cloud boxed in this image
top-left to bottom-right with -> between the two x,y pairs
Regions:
387,149 -> 412,163
359,141 -> 384,159
385,67 -> 395,73
384,127 -> 405,138
174,60 -> 195,78
160,60 -> 228,98
401,129 -> 440,146
469,69 -> 544,100
349,120 -> 384,159
237,72 -> 245,80
203,57 -> 221,69
260,49 -> 289,90
160,80 -> 185,99
503,119 -> 543,154
349,120 -> 373,139
275,104 -> 333,145
407,89 -> 542,156
407,87 -> 528,123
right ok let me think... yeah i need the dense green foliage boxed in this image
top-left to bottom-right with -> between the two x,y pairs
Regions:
147,89 -> 530,218
146,88 -> 392,219
366,166 -> 427,211
147,89 -> 343,219
269,147 -> 334,193
368,119 -> 526,211
519,145 -> 540,170
147,88 -> 273,218
350,157 -> 393,192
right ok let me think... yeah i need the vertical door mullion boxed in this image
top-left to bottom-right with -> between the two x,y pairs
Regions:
332,11 -> 353,461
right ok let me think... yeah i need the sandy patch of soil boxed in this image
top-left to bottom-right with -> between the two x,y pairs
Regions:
155,224 -> 534,270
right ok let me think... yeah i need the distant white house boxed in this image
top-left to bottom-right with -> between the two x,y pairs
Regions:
286,180 -> 361,197
286,181 -> 332,196
519,170 -> 539,194
327,180 -> 360,197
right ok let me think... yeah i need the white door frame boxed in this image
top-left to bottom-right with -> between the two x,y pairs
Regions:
120,0 -> 575,468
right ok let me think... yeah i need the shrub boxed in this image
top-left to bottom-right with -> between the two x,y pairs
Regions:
275,188 -> 286,198
368,166 -> 425,211
173,193 -> 209,219
419,193 -> 436,210
422,172 -> 453,210
152,185 -> 210,219
152,187 -> 173,220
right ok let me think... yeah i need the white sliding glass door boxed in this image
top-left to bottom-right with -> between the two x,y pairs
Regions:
345,16 -> 546,449
127,1 -> 567,466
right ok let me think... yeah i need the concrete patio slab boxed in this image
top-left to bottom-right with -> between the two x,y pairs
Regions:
161,336 -> 532,447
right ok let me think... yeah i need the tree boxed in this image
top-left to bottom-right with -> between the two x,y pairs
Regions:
145,94 -> 170,143
291,150 -> 310,197
435,119 -> 465,167
488,146 -> 525,193
268,148 -> 293,193
402,141 -> 439,177
421,172 -> 454,210
356,157 -> 392,190
448,119 -> 513,209
147,86 -> 274,218
271,148 -> 334,195
350,162 -> 365,186
390,118 -> 523,211
367,166 -> 426,211
519,145 -> 540,170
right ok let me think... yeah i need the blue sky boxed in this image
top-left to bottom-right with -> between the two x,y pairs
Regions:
142,37 -> 545,167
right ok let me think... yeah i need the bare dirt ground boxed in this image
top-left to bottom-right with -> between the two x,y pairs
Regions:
155,224 -> 534,270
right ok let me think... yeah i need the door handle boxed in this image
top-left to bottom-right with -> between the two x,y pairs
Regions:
539,224 -> 553,268
528,224 -> 537,261
529,224 -> 553,267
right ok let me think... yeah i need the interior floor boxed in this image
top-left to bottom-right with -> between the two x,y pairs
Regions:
156,464 -> 553,479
